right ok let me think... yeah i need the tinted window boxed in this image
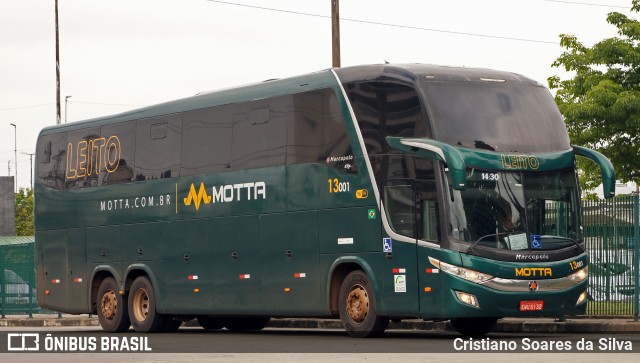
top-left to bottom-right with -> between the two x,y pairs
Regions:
381,157 -> 440,242
423,82 -> 570,152
181,105 -> 233,175
64,127 -> 101,189
230,101 -> 287,170
36,132 -> 67,190
344,82 -> 430,156
181,88 -> 353,174
287,88 -> 354,173
135,114 -> 182,181
100,121 -> 136,185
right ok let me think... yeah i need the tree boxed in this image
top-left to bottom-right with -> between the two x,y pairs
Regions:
549,0 -> 640,192
15,188 -> 34,236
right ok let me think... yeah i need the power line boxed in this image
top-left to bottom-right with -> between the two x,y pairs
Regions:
0,103 -> 55,111
207,0 -> 558,45
540,0 -> 629,9
69,101 -> 146,107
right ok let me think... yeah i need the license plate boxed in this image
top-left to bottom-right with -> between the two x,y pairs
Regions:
520,300 -> 544,311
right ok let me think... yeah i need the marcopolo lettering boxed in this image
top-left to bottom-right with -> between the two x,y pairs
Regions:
515,267 -> 552,277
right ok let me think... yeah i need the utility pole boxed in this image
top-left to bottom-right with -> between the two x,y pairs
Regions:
10,123 -> 17,192
55,0 -> 61,125
21,152 -> 35,189
331,0 -> 341,68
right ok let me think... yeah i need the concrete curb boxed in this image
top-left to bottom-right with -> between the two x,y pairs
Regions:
2,315 -> 639,333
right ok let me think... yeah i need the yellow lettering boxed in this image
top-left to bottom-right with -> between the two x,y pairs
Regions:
65,136 -> 120,181
515,267 -> 552,277
77,141 -> 87,177
500,155 -> 541,170
105,136 -> 121,173
66,143 -> 77,179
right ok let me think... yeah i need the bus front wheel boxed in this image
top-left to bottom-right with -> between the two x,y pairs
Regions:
128,276 -> 167,332
450,317 -> 498,336
338,270 -> 388,338
97,277 -> 130,332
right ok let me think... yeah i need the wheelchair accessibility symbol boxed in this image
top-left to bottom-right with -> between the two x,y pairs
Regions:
383,238 -> 392,253
530,235 -> 542,249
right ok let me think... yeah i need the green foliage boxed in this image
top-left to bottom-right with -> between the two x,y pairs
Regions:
549,0 -> 640,191
15,187 -> 34,236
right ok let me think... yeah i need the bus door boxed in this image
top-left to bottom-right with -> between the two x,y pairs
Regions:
379,178 -> 421,316
379,155 -> 444,317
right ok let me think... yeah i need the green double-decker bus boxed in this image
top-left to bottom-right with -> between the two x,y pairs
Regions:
35,64 -> 615,337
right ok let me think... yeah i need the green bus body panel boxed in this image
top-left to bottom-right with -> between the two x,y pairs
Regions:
33,65 -> 601,323
572,145 -> 616,199
387,136 -> 577,190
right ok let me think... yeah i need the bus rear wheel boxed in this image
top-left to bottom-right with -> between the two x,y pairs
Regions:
128,276 -> 167,332
97,277 -> 130,332
338,270 -> 388,338
450,317 -> 498,336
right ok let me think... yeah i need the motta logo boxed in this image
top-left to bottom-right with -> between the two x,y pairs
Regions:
183,183 -> 212,211
181,181 -> 267,211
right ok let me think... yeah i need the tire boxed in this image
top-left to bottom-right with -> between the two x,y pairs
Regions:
197,316 -> 225,330
97,277 -> 130,332
338,270 -> 389,338
450,317 -> 498,336
97,277 -> 131,333
223,317 -> 271,331
128,276 -> 167,332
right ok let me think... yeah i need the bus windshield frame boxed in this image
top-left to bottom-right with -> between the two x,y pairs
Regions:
447,167 -> 583,256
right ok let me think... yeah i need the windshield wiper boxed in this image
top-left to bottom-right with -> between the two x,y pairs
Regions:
466,233 -> 585,253
466,231 -> 522,253
540,235 -> 585,253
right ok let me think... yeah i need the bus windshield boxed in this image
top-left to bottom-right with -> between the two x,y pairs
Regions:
448,168 -> 582,252
422,81 -> 571,153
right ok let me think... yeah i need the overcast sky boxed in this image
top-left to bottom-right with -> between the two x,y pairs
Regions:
0,0 -> 635,189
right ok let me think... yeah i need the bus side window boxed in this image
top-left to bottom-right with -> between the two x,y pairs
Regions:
181,105 -> 233,175
287,88 -> 355,173
135,114 -> 182,181
64,128 -> 101,189
37,133 -> 67,190
100,121 -> 136,186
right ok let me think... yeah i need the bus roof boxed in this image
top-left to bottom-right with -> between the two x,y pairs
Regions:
334,64 -> 541,86
38,63 -> 541,136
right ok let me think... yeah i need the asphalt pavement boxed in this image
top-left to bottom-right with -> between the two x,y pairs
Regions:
1,314 -> 639,333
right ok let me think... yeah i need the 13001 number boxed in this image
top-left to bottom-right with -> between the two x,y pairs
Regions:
328,178 -> 350,193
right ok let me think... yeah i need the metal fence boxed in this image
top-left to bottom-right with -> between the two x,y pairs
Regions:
0,240 -> 40,317
1,196 -> 639,318
583,195 -> 640,319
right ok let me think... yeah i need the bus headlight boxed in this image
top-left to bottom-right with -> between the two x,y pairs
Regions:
429,257 -> 494,284
454,291 -> 480,308
567,266 -> 588,283
576,290 -> 588,306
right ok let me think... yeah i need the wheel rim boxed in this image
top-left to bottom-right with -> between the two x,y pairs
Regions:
100,290 -> 117,320
345,284 -> 369,323
132,287 -> 150,323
